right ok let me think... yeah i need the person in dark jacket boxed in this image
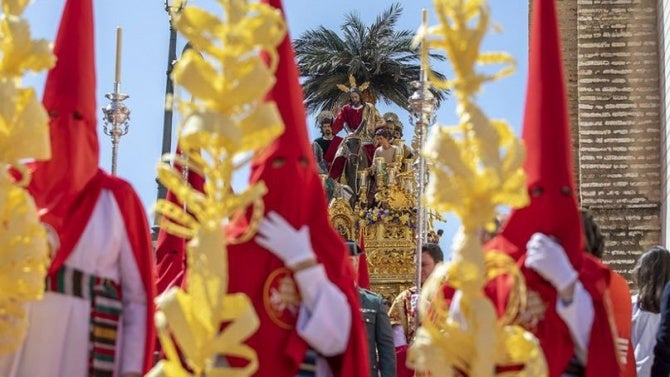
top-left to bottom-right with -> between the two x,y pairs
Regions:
651,281 -> 670,376
348,241 -> 396,377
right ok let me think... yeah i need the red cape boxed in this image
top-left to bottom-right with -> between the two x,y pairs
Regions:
103,172 -> 157,373
609,271 -> 636,377
322,135 -> 343,167
36,170 -> 157,373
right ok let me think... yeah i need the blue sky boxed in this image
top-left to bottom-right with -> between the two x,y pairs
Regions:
23,0 -> 528,256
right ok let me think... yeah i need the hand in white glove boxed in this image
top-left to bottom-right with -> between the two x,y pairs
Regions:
255,211 -> 317,270
525,232 -> 578,292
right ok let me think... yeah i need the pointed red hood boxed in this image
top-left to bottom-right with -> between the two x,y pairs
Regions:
226,0 -> 369,374
487,0 -> 583,269
29,0 -> 99,222
248,0 -> 316,227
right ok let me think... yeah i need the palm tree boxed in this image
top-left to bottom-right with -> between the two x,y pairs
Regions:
294,3 -> 447,114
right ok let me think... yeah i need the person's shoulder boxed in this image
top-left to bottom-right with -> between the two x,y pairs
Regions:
360,288 -> 383,301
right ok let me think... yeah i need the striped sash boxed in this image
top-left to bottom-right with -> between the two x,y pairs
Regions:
296,348 -> 318,377
46,266 -> 123,377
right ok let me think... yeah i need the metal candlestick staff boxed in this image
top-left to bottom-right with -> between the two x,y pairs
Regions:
102,26 -> 130,175
408,9 -> 437,297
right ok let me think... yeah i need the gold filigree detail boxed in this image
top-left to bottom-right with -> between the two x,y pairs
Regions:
328,197 -> 356,241
336,74 -> 370,93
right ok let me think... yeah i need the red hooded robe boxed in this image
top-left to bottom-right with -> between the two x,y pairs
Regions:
155,146 -> 205,294
357,229 -> 371,290
27,0 -> 155,372
225,0 -> 369,375
483,0 -> 619,376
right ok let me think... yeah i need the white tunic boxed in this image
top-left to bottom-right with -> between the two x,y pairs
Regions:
0,190 -> 148,377
632,296 -> 661,377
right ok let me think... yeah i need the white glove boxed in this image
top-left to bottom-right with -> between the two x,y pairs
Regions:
448,290 -> 467,329
255,211 -> 317,269
525,232 -> 578,292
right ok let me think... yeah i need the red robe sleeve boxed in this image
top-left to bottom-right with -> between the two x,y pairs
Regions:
332,106 -> 347,135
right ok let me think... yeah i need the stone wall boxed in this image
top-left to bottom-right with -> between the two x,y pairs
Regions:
552,0 -> 663,280
660,0 -> 670,250
556,0 -> 581,187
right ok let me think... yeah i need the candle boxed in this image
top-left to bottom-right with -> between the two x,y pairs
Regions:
375,157 -> 386,174
359,171 -> 368,188
115,27 -> 122,84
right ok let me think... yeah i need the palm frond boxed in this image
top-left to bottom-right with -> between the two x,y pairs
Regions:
294,2 -> 449,114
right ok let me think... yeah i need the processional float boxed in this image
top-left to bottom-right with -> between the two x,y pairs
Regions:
326,49 -> 442,302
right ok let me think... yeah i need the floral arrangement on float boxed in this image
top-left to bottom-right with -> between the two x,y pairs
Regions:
359,207 -> 417,229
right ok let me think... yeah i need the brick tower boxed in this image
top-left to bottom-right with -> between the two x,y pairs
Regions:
543,0 -> 667,281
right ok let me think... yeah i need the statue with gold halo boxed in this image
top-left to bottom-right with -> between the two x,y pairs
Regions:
328,76 -> 385,206
406,1 -> 547,376
0,0 -> 53,356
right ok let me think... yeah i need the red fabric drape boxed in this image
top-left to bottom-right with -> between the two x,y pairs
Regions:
358,229 -> 371,289
155,147 -> 205,294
